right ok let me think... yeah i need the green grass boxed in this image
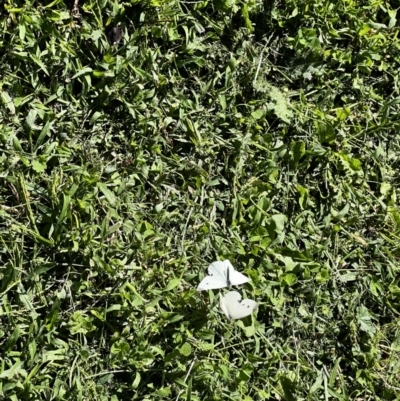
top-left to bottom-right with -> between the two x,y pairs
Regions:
1,0 -> 400,399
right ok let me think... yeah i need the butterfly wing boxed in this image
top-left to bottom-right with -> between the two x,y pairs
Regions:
230,298 -> 258,319
226,261 -> 250,286
197,276 -> 228,291
207,261 -> 229,280
219,291 -> 241,319
197,260 -> 250,291
220,291 -> 258,320
197,261 -> 229,291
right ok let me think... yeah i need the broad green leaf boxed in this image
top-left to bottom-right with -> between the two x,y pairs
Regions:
282,273 -> 297,286
179,343 -> 192,356
296,185 -> 309,209
32,159 -> 46,173
26,108 -> 37,129
164,278 -> 181,291
271,214 -> 287,234
1,90 -> 15,114
97,183 -> 116,205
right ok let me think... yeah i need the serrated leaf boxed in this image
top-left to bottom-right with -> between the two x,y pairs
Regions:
32,159 -> 46,173
337,153 -> 362,172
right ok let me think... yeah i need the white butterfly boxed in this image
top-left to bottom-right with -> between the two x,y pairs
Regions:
220,291 -> 258,320
197,260 -> 250,291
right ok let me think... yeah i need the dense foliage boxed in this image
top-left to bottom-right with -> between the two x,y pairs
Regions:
1,0 -> 400,399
